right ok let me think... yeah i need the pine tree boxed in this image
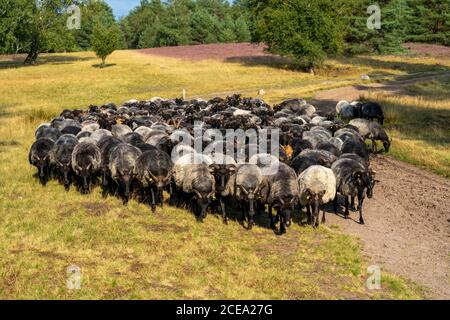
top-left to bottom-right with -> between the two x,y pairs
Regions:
408,0 -> 450,45
234,16 -> 251,42
91,23 -> 119,67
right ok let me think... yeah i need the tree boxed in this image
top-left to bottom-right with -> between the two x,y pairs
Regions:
407,0 -> 450,45
23,0 -> 77,64
73,0 -> 116,51
91,24 -> 119,67
346,0 -> 414,54
191,8 -> 219,44
0,0 -> 35,55
250,0 -> 354,70
234,16 -> 251,42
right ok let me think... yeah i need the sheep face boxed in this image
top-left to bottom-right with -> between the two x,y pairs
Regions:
30,154 -> 50,183
193,177 -> 215,220
209,164 -> 236,192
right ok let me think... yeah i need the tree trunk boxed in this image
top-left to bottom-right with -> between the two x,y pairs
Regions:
101,57 -> 106,68
24,37 -> 39,65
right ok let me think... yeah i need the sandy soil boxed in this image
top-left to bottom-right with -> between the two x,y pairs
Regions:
327,156 -> 450,299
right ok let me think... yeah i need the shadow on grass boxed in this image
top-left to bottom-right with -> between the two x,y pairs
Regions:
225,53 -> 450,75
338,55 -> 450,74
92,63 -> 117,69
225,55 -> 297,70
401,77 -> 450,101
0,140 -> 20,154
0,54 -> 94,70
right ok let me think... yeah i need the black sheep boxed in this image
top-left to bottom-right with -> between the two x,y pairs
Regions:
135,149 -> 174,212
331,158 -> 375,224
361,102 -> 384,125
29,138 -> 55,184
50,134 -> 78,190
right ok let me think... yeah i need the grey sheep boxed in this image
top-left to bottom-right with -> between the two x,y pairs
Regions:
50,134 -> 78,189
298,165 -> 336,227
349,118 -> 391,152
336,101 -> 359,121
71,141 -> 102,193
222,164 -> 268,230
265,162 -> 299,234
98,136 -> 122,187
303,130 -> 329,148
290,149 -> 337,174
108,143 -> 142,204
36,127 -> 61,142
111,124 -> 132,138
173,163 -> 216,222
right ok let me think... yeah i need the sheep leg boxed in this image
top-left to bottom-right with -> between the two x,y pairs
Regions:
220,197 -> 228,224
358,195 -> 365,225
158,189 -> 163,208
268,205 -> 275,229
306,205 -> 312,225
372,139 -> 378,153
333,196 -> 339,215
321,206 -> 326,224
150,189 -> 157,213
240,203 -> 246,226
344,197 -> 350,218
350,197 -> 356,211
248,200 -> 255,230
280,213 -> 287,234
313,200 -> 320,228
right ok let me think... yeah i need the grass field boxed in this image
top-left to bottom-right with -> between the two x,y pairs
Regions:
1,49 -> 446,299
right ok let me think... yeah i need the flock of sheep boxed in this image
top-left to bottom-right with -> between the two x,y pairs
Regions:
29,95 -> 390,234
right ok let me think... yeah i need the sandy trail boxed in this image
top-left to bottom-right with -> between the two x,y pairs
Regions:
326,156 -> 450,299
312,70 -> 450,299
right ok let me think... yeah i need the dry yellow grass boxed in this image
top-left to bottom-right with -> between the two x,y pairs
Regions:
0,50 -> 442,299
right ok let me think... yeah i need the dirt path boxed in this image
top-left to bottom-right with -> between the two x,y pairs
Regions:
326,156 -> 450,299
312,71 -> 450,298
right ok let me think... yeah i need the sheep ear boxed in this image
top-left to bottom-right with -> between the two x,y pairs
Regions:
227,164 -> 236,172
